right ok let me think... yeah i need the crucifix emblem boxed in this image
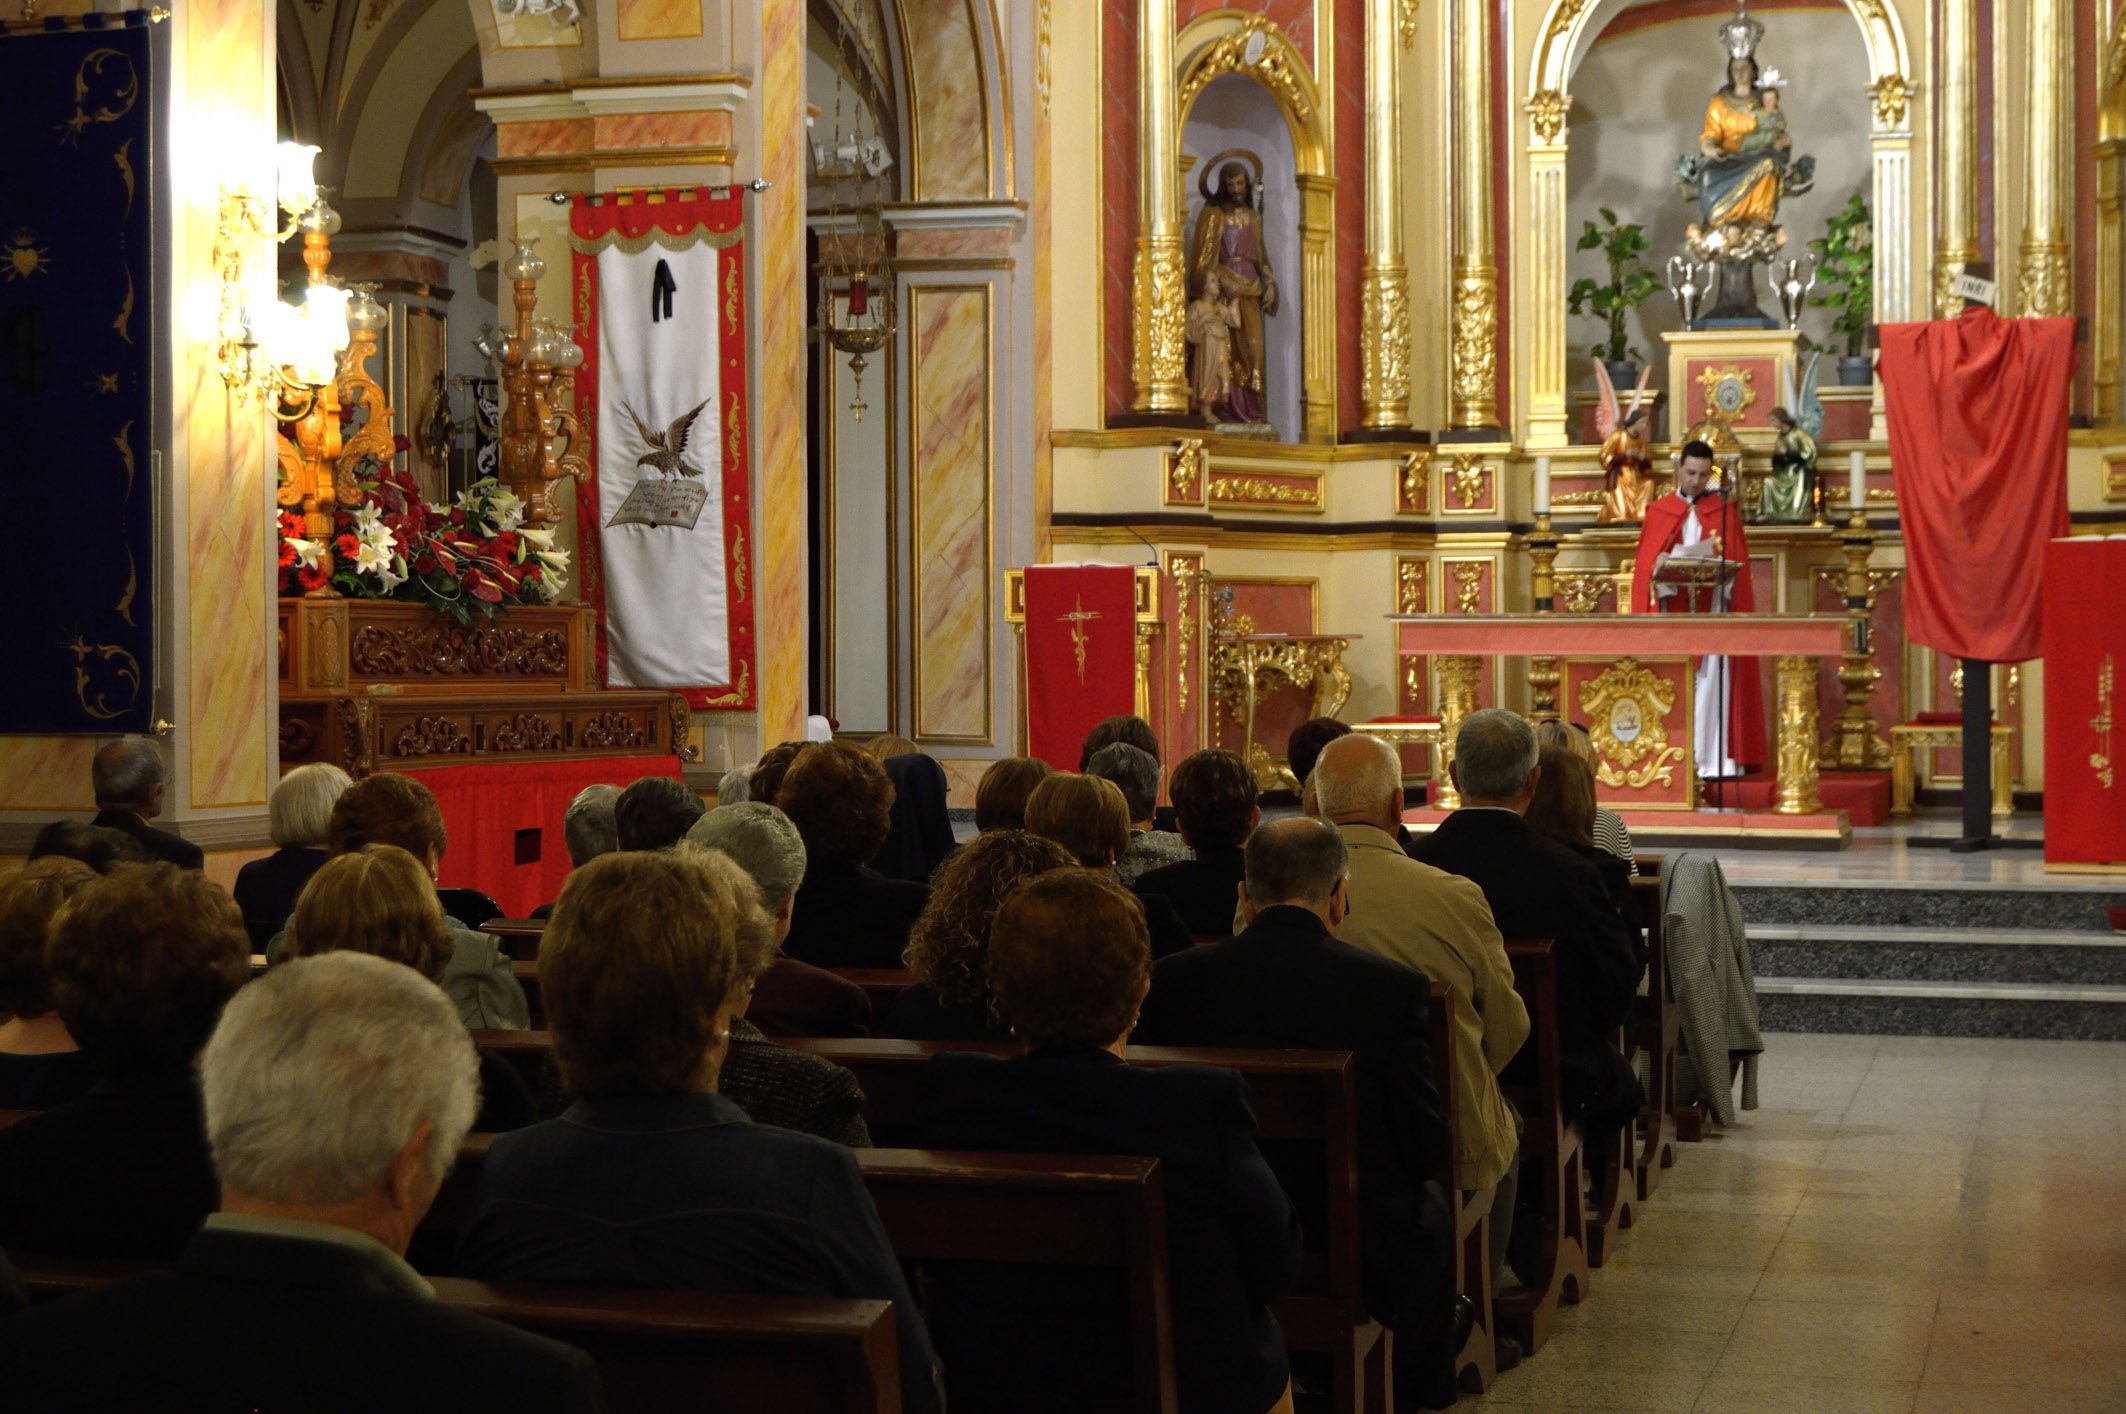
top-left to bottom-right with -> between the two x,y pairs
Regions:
1058,592 -> 1103,684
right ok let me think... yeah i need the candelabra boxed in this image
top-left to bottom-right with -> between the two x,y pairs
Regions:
1525,510 -> 1563,720
1820,506 -> 1893,768
487,240 -> 589,526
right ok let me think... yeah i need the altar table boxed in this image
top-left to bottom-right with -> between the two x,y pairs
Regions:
1389,614 -> 1847,814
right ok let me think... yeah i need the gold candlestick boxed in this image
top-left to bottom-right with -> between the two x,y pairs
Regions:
1524,513 -> 1563,721
1820,511 -> 1893,769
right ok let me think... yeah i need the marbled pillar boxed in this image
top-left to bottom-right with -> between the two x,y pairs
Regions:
909,283 -> 995,742
903,0 -> 993,201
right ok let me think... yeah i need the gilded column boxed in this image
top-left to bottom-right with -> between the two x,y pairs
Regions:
1526,89 -> 1570,447
2017,0 -> 2073,317
1360,0 -> 1411,428
1933,0 -> 1979,319
1448,0 -> 1498,430
2094,15 -> 2126,421
1131,0 -> 1188,413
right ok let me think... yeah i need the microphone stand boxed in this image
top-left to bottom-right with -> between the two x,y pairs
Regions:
1713,486 -> 1735,810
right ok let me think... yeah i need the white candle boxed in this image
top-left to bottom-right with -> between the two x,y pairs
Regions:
1533,455 -> 1552,515
1848,449 -> 1867,512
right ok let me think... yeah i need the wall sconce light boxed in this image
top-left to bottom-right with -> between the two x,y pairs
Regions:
215,141 -> 344,397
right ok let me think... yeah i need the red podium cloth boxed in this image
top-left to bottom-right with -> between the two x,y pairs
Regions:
2042,538 -> 2126,866
1629,490 -> 1768,769
1880,307 -> 2075,664
1023,565 -> 1139,769
399,754 -> 684,917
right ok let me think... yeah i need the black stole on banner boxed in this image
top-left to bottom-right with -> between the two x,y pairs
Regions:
0,18 -> 155,732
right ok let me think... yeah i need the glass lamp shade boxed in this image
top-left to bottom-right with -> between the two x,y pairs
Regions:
552,329 -> 585,370
505,240 -> 545,283
266,283 -> 351,386
345,283 -> 388,334
275,142 -> 321,217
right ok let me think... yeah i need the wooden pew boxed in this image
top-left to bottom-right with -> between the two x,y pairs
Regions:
1496,939 -> 1590,1356
483,918 -> 547,961
831,968 -> 917,1017
1582,1033 -> 1639,1268
779,1037 -> 1389,1414
422,1136 -> 1178,1414
12,1251 -> 904,1414
1630,873 -> 1679,1200
510,960 -> 544,1028
1423,981 -> 1496,1396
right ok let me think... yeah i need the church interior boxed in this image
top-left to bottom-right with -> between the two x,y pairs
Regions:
1,0 -> 2125,1408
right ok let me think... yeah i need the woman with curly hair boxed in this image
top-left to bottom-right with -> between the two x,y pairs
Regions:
883,830 -> 1076,1042
778,741 -> 932,969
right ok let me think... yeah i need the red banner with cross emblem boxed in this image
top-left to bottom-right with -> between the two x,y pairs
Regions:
1024,565 -> 1139,769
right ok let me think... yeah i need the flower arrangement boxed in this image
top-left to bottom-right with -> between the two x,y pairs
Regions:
278,457 -> 570,623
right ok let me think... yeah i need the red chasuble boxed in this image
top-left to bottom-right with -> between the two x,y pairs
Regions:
1630,491 -> 1768,769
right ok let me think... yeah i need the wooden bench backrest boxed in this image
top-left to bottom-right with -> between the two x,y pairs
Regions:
1501,938 -> 1565,1146
10,1252 -> 903,1414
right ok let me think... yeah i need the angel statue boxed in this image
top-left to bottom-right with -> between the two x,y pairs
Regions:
1594,361 -> 1656,524
1761,352 -> 1824,524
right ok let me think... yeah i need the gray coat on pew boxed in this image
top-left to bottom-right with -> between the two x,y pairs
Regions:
1661,852 -> 1763,1125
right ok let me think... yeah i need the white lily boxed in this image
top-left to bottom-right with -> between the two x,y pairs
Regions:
287,536 -> 326,570
352,502 -> 385,532
354,540 -> 394,577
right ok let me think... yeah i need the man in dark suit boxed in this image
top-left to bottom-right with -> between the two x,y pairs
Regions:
0,951 -> 604,1412
1408,708 -> 1643,1139
1138,816 -> 1464,1410
86,737 -> 202,869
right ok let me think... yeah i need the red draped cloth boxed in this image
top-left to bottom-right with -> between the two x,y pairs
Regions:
1879,307 -> 2075,663
1630,490 -> 1768,769
1023,565 -> 1139,769
2042,538 -> 2126,866
401,754 -> 683,917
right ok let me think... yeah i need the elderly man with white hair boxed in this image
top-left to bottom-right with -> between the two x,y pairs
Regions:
87,736 -> 202,869
1308,730 -> 1531,1342
0,952 -> 605,1412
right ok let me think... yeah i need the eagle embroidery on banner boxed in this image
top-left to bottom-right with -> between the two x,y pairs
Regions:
606,396 -> 712,530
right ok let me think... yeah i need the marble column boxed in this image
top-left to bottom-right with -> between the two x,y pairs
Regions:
1448,0 -> 1498,430
2017,0 -> 2073,317
1132,0 -> 1188,414
1360,0 -> 1412,429
1934,0 -> 1980,319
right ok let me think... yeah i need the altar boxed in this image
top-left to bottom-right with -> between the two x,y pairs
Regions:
1390,614 -> 1848,823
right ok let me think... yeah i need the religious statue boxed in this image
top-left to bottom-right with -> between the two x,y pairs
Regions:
1185,270 -> 1239,416
1594,360 -> 1657,524
1189,156 -> 1277,429
1672,8 -> 1815,323
1760,352 -> 1825,524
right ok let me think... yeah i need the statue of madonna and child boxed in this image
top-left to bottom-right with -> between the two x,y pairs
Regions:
1674,8 -> 1816,324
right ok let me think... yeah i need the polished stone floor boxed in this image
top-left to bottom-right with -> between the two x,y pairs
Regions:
1464,1031 -> 2126,1412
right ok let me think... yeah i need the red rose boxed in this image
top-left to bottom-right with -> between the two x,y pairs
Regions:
414,551 -> 438,575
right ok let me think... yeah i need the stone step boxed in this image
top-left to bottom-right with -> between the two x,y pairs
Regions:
1753,976 -> 2126,1041
1746,924 -> 2126,987
1731,881 -> 2126,933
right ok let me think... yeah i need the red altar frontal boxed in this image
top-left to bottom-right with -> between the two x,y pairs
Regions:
1389,614 -> 1850,836
2043,539 -> 2126,869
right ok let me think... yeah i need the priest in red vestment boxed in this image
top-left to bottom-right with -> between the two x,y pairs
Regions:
1629,441 -> 1768,780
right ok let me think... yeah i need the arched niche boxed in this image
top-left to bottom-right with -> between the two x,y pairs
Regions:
1521,0 -> 1918,447
1176,13 -> 1336,441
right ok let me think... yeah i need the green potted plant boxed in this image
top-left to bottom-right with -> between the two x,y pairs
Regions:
1568,208 -> 1660,389
1808,193 -> 1875,385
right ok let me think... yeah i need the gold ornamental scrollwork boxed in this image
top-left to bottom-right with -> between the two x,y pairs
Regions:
1209,474 -> 1319,508
1869,72 -> 1911,127
1360,265 -> 1412,427
1579,657 -> 1686,789
2092,652 -> 2116,789
1697,364 -> 1758,424
1177,15 -> 1313,120
1165,437 -> 1208,503
1398,0 -> 1420,47
1528,88 -> 1569,143
1450,270 -> 1499,428
2017,244 -> 2072,319
1395,558 -> 1425,615
1449,561 -> 1484,615
1555,572 -> 1610,615
1397,451 -> 1429,512
1447,453 -> 1488,510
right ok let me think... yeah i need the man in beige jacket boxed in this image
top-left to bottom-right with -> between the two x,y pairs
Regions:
1311,733 -> 1530,1301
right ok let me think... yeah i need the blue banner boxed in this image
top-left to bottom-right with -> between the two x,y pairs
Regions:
0,17 -> 156,732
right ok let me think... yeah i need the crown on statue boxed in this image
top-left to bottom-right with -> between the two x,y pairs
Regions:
1719,7 -> 1765,62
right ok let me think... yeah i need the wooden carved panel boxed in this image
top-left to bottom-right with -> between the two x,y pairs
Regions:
351,623 -> 571,681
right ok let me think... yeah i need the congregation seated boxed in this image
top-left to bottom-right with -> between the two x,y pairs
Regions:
1087,741 -> 1192,886
1408,710 -> 1644,1147
0,863 -> 249,1259
1311,733 -> 1528,1288
777,741 -> 931,970
743,738 -> 813,806
1023,771 -> 1193,958
872,750 -> 957,883
0,952 -> 605,1412
1524,745 -> 1635,918
25,821 -> 146,873
1132,746 -> 1259,936
1284,716 -> 1353,795
915,869 -> 1303,1414
973,755 -> 1053,832
528,782 -> 622,920
0,859 -> 100,1110
612,773 -> 704,851
281,845 -> 537,1134
85,737 -> 202,870
232,762 -> 351,950
270,773 -> 529,1031
1079,713 -> 1180,832
882,829 -> 1076,1042
1535,719 -> 1634,866
688,802 -> 872,1038
1137,816 -> 1462,1407
455,848 -> 943,1414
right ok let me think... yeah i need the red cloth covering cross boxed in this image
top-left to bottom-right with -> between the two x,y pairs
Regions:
1879,306 -> 2075,664
1023,565 -> 1140,770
